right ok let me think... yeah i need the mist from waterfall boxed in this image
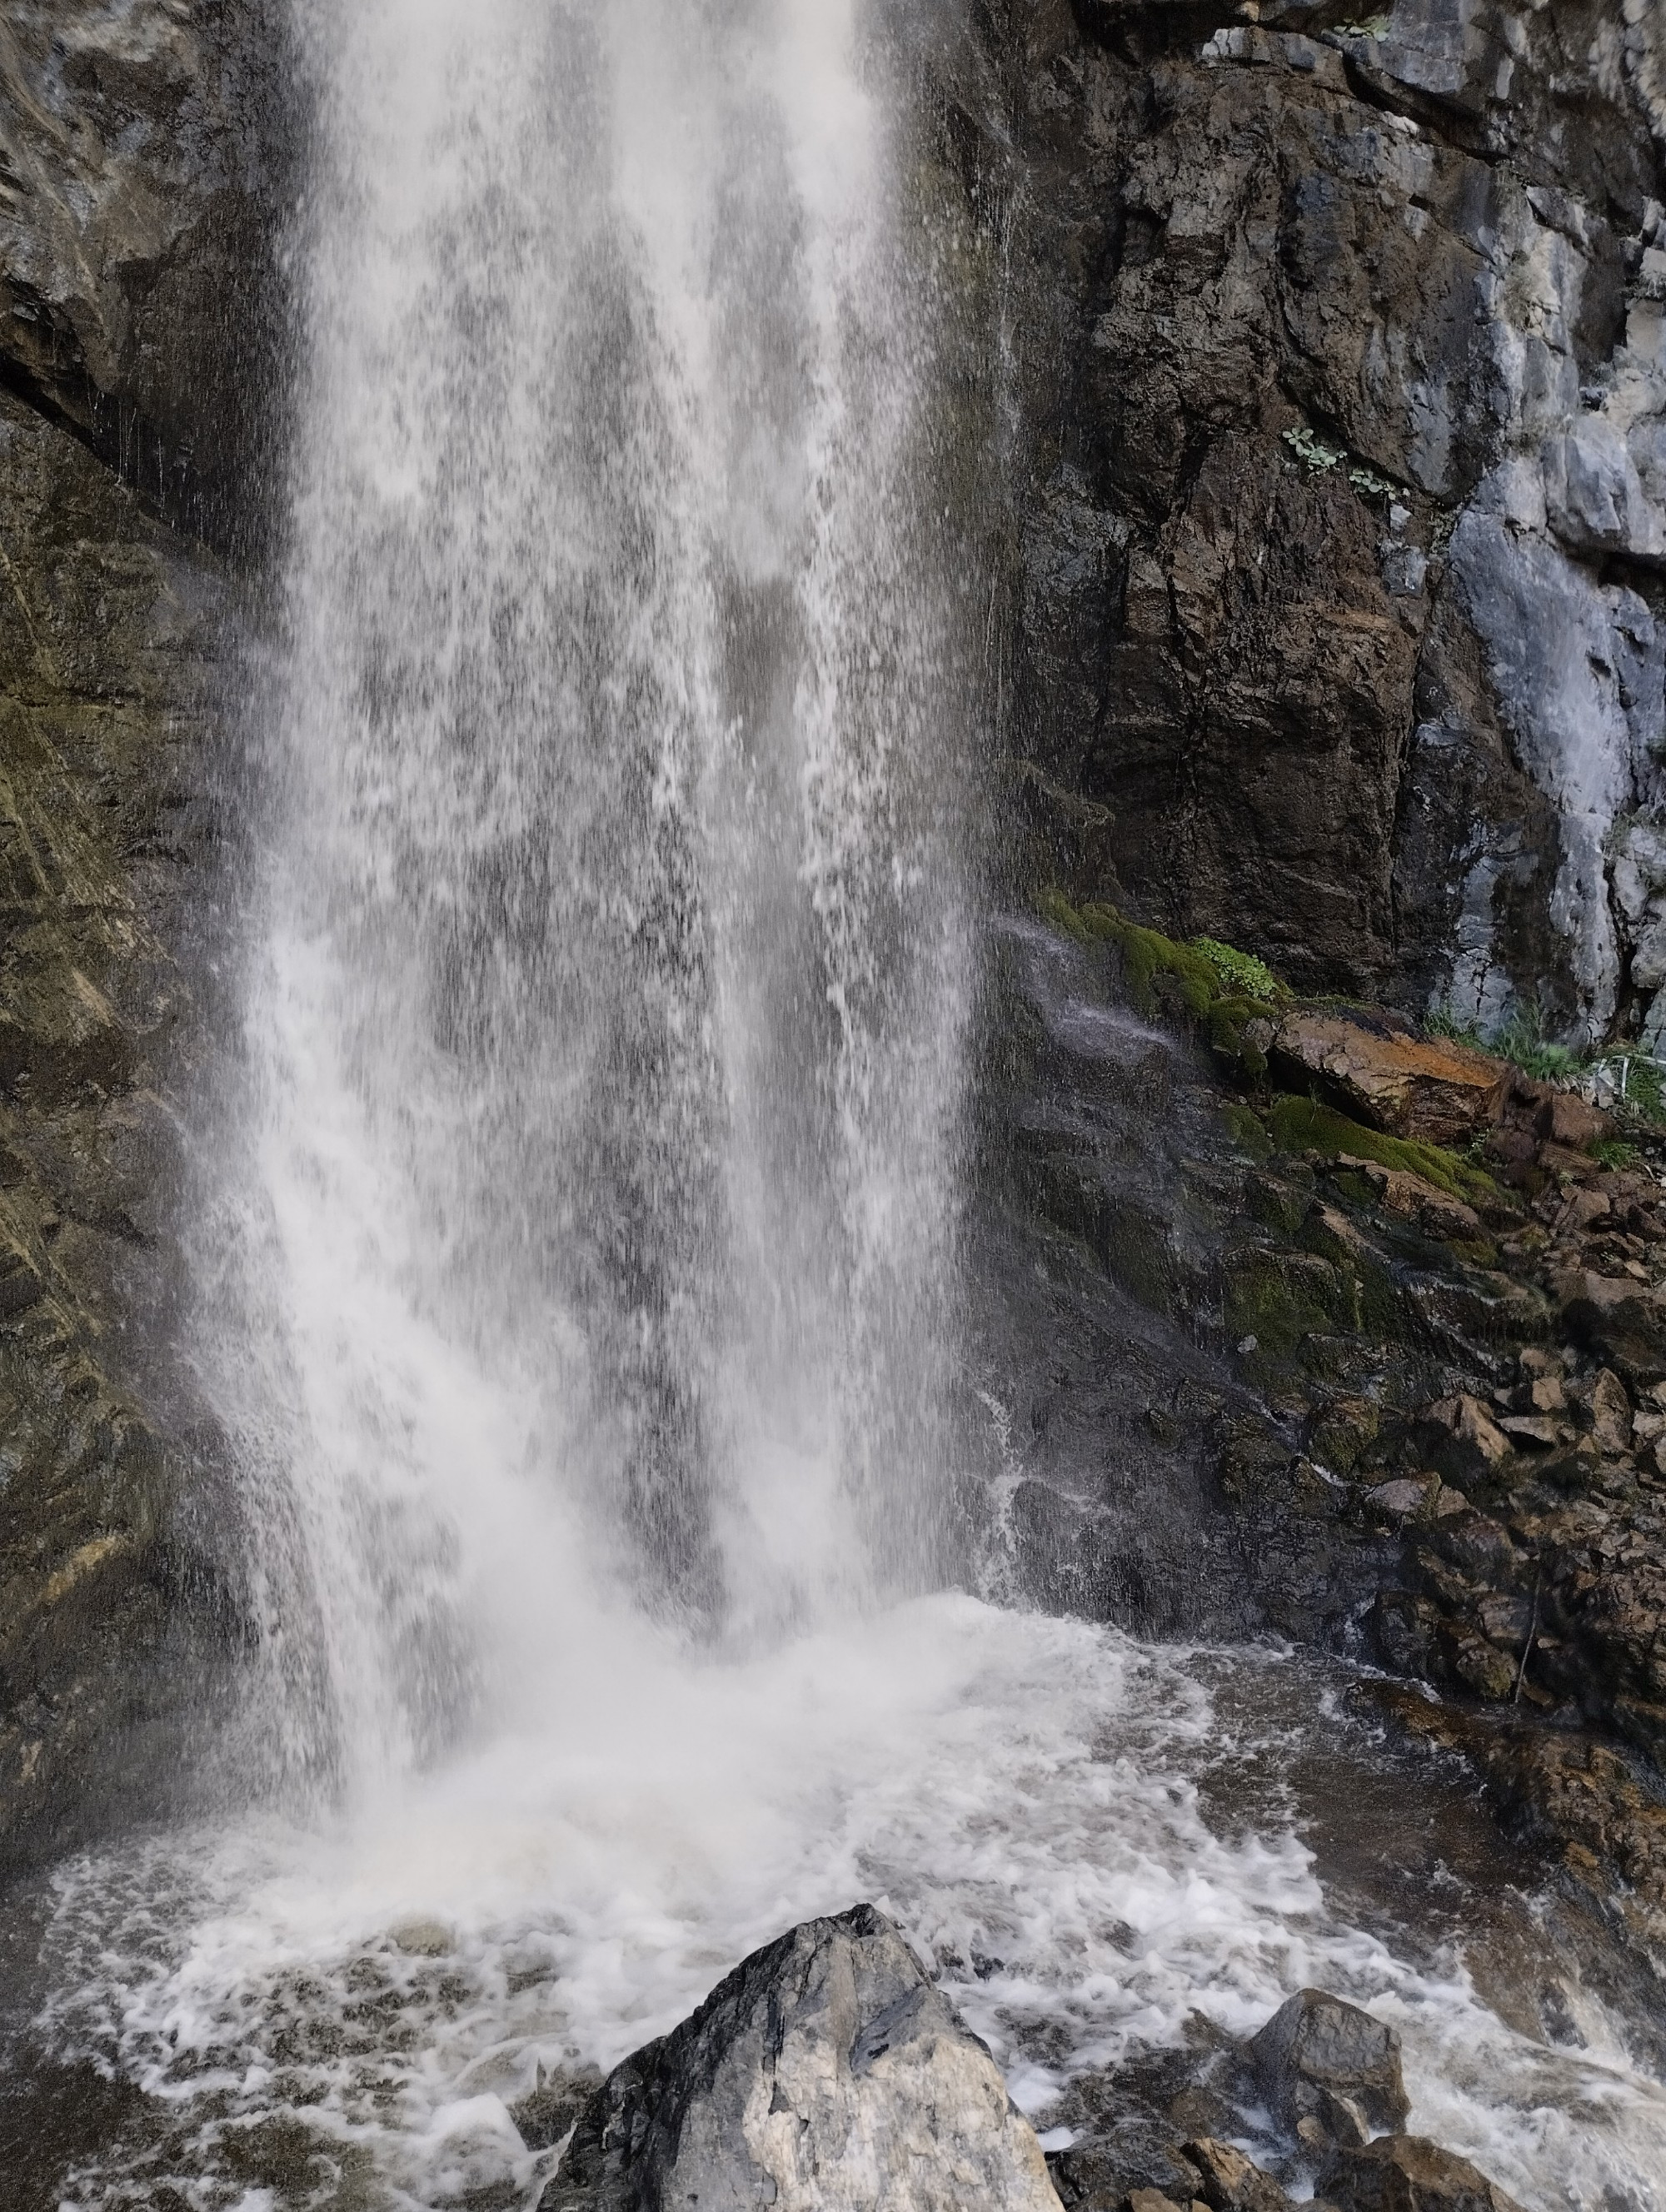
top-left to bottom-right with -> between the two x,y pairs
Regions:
200,0 -> 982,1804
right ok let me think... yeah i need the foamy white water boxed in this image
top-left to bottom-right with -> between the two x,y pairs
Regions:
36,1619 -> 1666,2210
33,2 -> 1666,2207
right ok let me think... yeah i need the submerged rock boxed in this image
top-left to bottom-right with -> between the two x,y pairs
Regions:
541,1904 -> 1061,2211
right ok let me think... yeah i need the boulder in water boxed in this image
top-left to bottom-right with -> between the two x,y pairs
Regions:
1250,1990 -> 1409,2149
540,1903 -> 1061,2211
1319,2135 -> 1528,2212
1185,2135 -> 1292,2212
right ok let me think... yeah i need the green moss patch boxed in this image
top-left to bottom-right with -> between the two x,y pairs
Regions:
1037,892 -> 1289,1070
1263,1094 -> 1499,1209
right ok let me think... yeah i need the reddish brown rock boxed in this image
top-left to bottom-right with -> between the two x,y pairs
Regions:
1273,1012 -> 1505,1146
1334,1157 -> 1482,1241
1185,2138 -> 1289,2212
1537,1092 -> 1612,1153
1415,1396 -> 1511,1483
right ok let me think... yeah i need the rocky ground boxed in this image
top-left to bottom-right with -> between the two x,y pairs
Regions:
986,896 -> 1666,1972
531,1910 -> 1530,2212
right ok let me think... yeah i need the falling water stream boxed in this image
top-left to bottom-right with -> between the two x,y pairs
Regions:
13,2 -> 1666,2207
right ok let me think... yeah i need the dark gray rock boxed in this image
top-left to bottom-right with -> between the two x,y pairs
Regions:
512,2065 -> 604,2154
1250,1989 -> 1410,2149
540,1904 -> 1062,2212
988,0 -> 1666,1038
0,0 -> 289,550
1319,2134 -> 1528,2212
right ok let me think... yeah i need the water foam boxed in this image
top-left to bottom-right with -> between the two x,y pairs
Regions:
37,1613 -> 1666,2210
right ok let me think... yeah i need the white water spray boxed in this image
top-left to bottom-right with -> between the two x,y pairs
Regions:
204,0 -> 979,1800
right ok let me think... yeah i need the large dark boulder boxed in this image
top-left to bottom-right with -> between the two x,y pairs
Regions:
1250,1989 -> 1410,2149
540,1904 -> 1062,2212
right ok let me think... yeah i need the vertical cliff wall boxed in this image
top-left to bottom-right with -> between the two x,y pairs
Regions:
0,2 -> 281,1857
1001,0 -> 1666,1044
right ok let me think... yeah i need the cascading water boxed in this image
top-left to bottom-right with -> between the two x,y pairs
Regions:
216,0 -> 980,1796
15,4 -> 1666,2208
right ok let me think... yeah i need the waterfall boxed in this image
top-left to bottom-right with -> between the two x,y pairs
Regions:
20,11 -> 1666,2210
207,0 -> 982,1799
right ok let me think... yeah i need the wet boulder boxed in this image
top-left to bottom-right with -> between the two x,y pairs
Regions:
1320,2135 -> 1526,2212
1185,2135 -> 1291,2212
540,1904 -> 1061,2211
1249,1990 -> 1409,2150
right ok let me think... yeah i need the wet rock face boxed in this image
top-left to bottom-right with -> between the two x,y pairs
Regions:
0,384 -> 232,1864
541,1905 -> 1062,2212
1042,1983 -> 1521,2212
1320,2134 -> 1527,2212
0,0 -> 288,550
995,0 -> 1666,1037
0,2 -> 273,1861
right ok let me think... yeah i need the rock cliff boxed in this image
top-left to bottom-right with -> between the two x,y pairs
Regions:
995,0 -> 1666,1043
0,1 -> 279,1859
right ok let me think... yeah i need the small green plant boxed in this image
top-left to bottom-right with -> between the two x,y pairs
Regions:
1283,426 -> 1344,471
1489,1004 -> 1584,1083
1334,15 -> 1392,37
1592,1138 -> 1641,1172
1347,463 -> 1397,500
1190,936 -> 1286,1004
1424,1000 -> 1588,1084
1425,1004 -> 1484,1049
1625,1057 -> 1666,1121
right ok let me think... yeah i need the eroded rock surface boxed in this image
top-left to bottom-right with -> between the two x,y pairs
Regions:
541,1905 -> 1062,2212
1,0 -> 287,546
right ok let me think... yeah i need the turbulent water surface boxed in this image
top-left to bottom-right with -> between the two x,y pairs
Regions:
8,1 -> 1666,2207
